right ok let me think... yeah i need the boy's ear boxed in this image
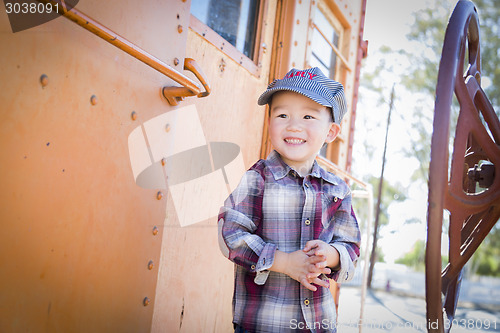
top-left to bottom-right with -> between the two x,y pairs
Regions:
325,123 -> 341,143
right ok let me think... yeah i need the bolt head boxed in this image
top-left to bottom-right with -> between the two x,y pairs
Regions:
40,74 -> 49,87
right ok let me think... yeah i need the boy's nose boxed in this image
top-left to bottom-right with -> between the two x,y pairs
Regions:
286,118 -> 302,132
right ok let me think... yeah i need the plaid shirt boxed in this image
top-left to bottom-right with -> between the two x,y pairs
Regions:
218,150 -> 361,333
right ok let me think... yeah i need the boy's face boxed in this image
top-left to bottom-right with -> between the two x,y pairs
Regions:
268,91 -> 340,173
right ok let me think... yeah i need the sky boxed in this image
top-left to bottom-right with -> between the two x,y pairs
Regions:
353,0 -> 458,263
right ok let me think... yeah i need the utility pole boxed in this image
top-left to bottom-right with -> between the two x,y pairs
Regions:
367,84 -> 395,288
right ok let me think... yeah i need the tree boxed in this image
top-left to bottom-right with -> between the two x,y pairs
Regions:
395,239 -> 426,271
404,0 -> 500,111
396,239 -> 449,272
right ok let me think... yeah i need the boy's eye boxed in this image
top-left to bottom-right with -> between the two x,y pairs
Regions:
277,114 -> 287,118
304,115 -> 314,119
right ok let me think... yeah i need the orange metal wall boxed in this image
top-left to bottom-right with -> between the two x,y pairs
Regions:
0,0 -> 365,332
0,0 -> 190,331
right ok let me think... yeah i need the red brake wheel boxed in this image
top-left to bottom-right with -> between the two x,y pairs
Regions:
425,1 -> 500,332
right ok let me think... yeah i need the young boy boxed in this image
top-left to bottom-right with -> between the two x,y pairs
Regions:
218,67 -> 361,333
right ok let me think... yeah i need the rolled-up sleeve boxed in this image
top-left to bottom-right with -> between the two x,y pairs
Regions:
218,169 -> 277,284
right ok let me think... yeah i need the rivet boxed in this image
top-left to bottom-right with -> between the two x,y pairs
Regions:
173,58 -> 180,66
165,123 -> 171,132
131,111 -> 137,121
152,226 -> 159,236
296,19 -> 300,25
40,74 -> 49,87
90,95 -> 98,105
261,43 -> 267,54
147,260 -> 154,270
143,297 -> 150,306
157,191 -> 163,200
219,58 -> 226,73
177,25 -> 183,33
294,41 -> 298,46
161,158 -> 166,166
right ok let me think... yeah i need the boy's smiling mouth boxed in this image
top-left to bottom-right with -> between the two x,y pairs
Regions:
284,137 -> 306,145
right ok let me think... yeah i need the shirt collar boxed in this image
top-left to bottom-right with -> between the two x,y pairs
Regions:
266,150 -> 339,185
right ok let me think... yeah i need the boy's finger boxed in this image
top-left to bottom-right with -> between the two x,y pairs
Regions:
314,248 -> 326,256
303,240 -> 320,252
304,249 -> 316,256
309,254 -> 327,263
306,271 -> 321,279
300,277 -> 317,292
307,264 -> 330,277
310,277 -> 330,289
315,261 -> 328,269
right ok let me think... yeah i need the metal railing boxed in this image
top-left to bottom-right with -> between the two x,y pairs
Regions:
37,0 -> 210,104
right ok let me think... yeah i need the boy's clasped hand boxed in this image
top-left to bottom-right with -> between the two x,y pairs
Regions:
275,240 -> 340,292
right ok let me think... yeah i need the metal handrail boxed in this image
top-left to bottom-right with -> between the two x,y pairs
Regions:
316,155 -> 366,187
38,0 -> 203,95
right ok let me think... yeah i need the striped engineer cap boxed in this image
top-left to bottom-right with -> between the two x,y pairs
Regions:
257,67 -> 348,124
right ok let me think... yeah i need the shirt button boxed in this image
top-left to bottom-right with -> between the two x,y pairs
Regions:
304,183 -> 310,188
304,299 -> 310,306
251,264 -> 256,270
305,219 -> 311,226
333,196 -> 338,202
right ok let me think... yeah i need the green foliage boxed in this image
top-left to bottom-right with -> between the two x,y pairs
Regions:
403,0 -> 500,111
395,239 -> 426,271
395,239 -> 449,271
469,225 -> 500,277
473,0 -> 500,111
